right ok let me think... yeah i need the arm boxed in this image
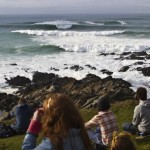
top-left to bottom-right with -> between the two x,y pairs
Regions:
85,114 -> 100,129
22,109 -> 43,150
132,106 -> 141,126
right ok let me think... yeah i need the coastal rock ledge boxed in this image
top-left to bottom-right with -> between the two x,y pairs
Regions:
0,72 -> 135,112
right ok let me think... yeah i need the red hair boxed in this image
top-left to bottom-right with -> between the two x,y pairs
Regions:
42,93 -> 92,150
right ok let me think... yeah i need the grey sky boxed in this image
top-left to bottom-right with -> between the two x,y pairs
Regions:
0,0 -> 150,14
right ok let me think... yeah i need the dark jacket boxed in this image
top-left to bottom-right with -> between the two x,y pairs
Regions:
11,104 -> 33,133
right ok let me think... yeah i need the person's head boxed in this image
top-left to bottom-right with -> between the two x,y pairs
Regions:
136,87 -> 147,100
42,93 -> 92,150
111,131 -> 136,150
97,96 -> 110,112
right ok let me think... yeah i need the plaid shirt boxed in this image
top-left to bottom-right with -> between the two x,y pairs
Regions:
85,111 -> 118,145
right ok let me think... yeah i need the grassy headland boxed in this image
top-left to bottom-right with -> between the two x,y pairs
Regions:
0,100 -> 150,150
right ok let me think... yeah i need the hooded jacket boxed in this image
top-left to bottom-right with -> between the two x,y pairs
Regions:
11,104 -> 33,132
132,99 -> 150,133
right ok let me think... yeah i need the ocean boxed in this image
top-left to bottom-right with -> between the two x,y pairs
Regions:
0,14 -> 150,96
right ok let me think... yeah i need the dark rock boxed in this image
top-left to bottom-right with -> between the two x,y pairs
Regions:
141,67 -> 150,76
50,67 -> 59,71
5,76 -> 31,86
85,64 -> 96,70
0,93 -> 19,111
136,67 -> 142,71
133,62 -> 144,65
122,52 -> 131,55
2,72 -> 135,110
146,55 -> 150,59
101,69 -> 113,75
32,72 -> 56,85
126,51 -> 147,60
10,63 -> 17,66
99,53 -> 107,56
133,51 -> 147,56
128,54 -> 145,60
119,66 -> 129,72
70,65 -> 83,71
109,53 -> 115,55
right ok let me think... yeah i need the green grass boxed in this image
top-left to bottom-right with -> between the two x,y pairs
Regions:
80,100 -> 150,150
0,100 -> 150,150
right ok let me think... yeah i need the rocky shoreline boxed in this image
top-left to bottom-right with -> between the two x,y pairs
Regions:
0,71 -> 135,113
1,51 -> 150,113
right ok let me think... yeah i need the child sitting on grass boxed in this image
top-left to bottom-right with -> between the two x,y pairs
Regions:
85,96 -> 119,148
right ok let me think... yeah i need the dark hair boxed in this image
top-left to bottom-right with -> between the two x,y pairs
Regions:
136,87 -> 147,100
97,96 -> 110,111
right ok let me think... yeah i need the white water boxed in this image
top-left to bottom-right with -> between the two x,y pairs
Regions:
1,29 -> 150,98
34,20 -> 79,29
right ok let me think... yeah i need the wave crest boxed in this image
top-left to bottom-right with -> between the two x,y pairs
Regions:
12,30 -> 125,36
34,20 -> 79,29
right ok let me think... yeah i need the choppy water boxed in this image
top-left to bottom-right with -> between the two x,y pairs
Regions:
0,14 -> 150,96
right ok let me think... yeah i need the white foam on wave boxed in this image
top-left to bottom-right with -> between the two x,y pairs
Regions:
18,30 -> 150,53
117,20 -> 127,25
13,29 -> 150,53
84,21 -> 104,26
2,29 -> 150,97
34,20 -> 79,29
12,30 -> 125,36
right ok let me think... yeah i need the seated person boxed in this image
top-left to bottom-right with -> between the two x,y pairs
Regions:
122,87 -> 150,135
111,131 -> 136,150
10,96 -> 34,134
22,93 -> 92,150
85,96 -> 119,147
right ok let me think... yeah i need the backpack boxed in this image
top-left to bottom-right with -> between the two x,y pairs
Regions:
0,124 -> 16,138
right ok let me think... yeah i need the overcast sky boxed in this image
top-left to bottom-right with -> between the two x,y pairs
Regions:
0,0 -> 150,14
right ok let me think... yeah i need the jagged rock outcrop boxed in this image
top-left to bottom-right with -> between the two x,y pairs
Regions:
0,93 -> 19,111
0,72 -> 135,113
5,76 -> 31,86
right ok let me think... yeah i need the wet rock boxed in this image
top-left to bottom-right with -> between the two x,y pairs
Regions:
32,72 -> 56,85
85,64 -> 96,70
146,55 -> 150,59
0,93 -> 19,111
5,76 -> 31,86
119,66 -> 129,72
70,65 -> 83,71
2,72 -> 135,110
133,62 -> 144,65
101,69 -> 113,75
10,63 -> 17,66
50,67 -> 59,71
122,52 -> 132,55
141,67 -> 150,76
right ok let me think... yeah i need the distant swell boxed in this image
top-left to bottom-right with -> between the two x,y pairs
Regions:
11,45 -> 65,55
34,20 -> 79,29
105,20 -> 127,25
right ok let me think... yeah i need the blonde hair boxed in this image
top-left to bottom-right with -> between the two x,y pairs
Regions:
111,131 -> 136,150
42,93 -> 92,150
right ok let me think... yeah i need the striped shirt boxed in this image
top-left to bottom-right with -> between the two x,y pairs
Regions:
85,111 -> 118,145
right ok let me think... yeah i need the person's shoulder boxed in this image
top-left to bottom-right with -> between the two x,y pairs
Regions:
39,137 -> 53,149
